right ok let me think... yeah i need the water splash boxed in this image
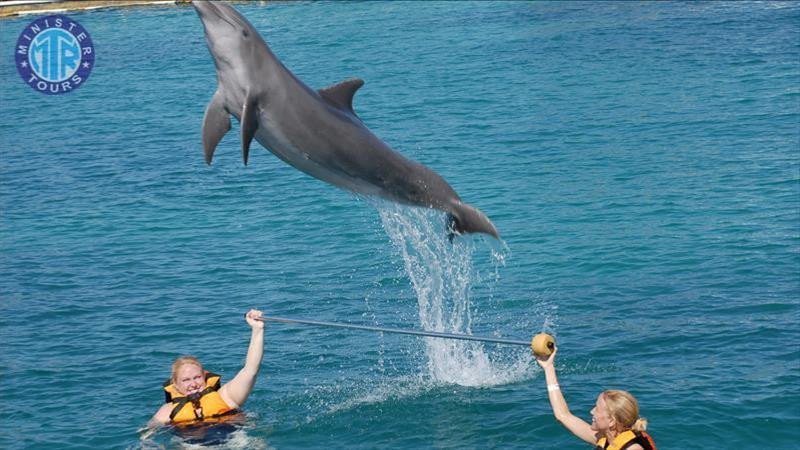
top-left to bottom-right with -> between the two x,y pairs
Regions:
377,203 -> 534,387
136,413 -> 270,450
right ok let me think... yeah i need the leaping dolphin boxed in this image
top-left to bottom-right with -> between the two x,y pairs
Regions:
193,1 -> 499,239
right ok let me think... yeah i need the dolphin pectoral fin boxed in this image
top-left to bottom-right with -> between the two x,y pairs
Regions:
318,78 -> 364,115
202,90 -> 231,165
448,202 -> 500,239
241,93 -> 259,165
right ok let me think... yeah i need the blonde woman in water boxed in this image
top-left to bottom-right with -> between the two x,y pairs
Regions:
149,309 -> 264,427
536,347 -> 657,450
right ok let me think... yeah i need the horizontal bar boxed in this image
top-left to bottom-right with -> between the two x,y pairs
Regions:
255,315 -> 530,347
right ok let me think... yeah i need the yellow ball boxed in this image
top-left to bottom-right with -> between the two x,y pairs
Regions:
531,333 -> 555,358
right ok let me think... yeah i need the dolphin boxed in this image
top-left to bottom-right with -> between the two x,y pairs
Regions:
193,1 -> 499,239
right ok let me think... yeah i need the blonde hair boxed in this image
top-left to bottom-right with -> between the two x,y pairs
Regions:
602,390 -> 648,432
171,356 -> 204,384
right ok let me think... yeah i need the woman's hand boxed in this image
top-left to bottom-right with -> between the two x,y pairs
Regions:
245,309 -> 264,330
536,346 -> 557,370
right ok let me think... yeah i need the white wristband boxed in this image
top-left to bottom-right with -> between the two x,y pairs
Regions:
547,384 -> 560,392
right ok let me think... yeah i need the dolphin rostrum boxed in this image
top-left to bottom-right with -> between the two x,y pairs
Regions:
194,1 -> 499,239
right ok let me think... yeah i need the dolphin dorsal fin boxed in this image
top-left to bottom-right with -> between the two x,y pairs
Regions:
318,78 -> 364,115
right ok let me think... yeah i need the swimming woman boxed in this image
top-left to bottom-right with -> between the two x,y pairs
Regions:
148,309 -> 265,427
536,347 -> 657,450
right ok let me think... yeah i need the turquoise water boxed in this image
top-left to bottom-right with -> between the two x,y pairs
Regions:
1,1 -> 798,448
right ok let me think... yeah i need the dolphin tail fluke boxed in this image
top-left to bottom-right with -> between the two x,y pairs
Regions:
202,90 -> 231,165
447,201 -> 499,239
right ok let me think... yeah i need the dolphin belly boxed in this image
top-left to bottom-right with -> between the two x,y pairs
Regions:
250,120 -> 377,199
255,106 -> 453,208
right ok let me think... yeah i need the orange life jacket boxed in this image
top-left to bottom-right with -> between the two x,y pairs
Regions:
595,430 -> 657,450
162,372 -> 238,424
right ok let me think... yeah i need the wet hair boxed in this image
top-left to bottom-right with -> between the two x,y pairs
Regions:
171,356 -> 204,384
602,390 -> 648,432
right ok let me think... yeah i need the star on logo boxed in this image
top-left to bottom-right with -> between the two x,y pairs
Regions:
82,61 -> 91,69
20,61 -> 28,68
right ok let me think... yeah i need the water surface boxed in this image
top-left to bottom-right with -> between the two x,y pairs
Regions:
1,1 -> 798,448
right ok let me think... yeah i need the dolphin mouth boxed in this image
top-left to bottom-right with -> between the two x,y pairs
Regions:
194,1 -> 246,31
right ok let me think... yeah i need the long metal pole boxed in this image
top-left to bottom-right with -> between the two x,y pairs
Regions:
255,315 -> 531,347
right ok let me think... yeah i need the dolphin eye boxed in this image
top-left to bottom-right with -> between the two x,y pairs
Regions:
242,29 -> 249,38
